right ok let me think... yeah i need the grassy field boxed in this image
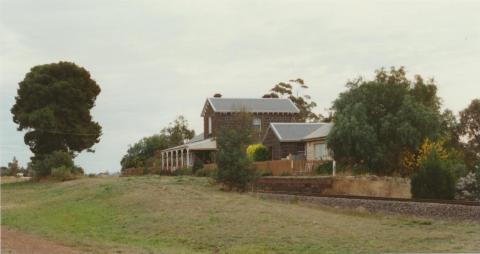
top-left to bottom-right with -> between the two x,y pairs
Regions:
2,176 -> 479,253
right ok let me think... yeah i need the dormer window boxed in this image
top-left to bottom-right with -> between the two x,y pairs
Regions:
253,117 -> 261,132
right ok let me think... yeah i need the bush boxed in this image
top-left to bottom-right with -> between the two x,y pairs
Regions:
246,144 -> 270,162
72,166 -> 85,175
315,161 -> 333,175
51,166 -> 74,181
195,168 -> 215,177
280,171 -> 292,176
192,160 -> 204,173
32,151 -> 75,177
173,167 -> 192,176
455,169 -> 480,201
410,151 -> 455,200
256,169 -> 273,177
448,162 -> 467,181
216,112 -> 256,191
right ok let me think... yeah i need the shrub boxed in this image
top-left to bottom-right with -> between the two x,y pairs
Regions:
447,161 -> 467,181
280,171 -> 292,176
72,166 -> 85,175
192,159 -> 204,173
455,169 -> 480,201
410,151 -> 455,200
51,166 -> 74,181
216,112 -> 255,191
315,161 -> 333,175
246,144 -> 270,162
195,168 -> 214,177
173,167 -> 192,176
256,169 -> 273,177
32,150 -> 75,177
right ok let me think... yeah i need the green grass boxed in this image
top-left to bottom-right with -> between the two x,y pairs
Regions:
2,176 -> 480,253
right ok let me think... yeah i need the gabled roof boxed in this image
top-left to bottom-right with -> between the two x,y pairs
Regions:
303,123 -> 333,140
201,98 -> 299,116
265,122 -> 333,142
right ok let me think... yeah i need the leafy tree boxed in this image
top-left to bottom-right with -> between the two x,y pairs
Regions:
459,99 -> 480,170
7,157 -> 20,176
0,167 -> 8,176
264,79 -> 319,122
439,109 -> 462,150
11,62 -> 102,158
216,112 -> 255,191
1,157 -> 22,176
120,116 -> 195,170
402,137 -> 467,179
161,115 -> 195,147
32,150 -> 75,177
120,134 -> 169,170
327,67 -> 443,174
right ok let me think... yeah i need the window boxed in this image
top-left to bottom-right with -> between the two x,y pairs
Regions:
208,117 -> 212,134
314,143 -> 329,160
253,117 -> 261,132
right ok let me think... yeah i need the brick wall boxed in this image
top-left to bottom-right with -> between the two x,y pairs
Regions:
254,176 -> 411,198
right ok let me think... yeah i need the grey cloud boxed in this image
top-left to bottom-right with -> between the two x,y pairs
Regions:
1,0 -> 479,173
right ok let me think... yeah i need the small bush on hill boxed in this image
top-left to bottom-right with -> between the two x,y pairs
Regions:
51,166 -> 74,181
410,151 -> 455,200
315,161 -> 333,175
192,160 -> 204,173
247,144 -> 270,162
195,168 -> 215,177
455,169 -> 480,201
32,150 -> 75,177
256,169 -> 273,177
173,167 -> 192,176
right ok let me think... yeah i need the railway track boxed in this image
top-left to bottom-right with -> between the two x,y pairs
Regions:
254,190 -> 480,207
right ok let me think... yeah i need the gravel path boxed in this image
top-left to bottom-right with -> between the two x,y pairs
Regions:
255,193 -> 480,221
1,227 -> 83,254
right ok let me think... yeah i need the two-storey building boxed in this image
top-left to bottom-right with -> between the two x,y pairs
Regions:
160,97 -> 300,170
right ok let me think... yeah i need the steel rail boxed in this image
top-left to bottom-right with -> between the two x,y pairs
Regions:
254,190 -> 480,207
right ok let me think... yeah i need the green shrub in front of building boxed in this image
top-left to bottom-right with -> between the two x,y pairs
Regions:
314,161 -> 333,175
246,144 -> 270,162
410,150 -> 455,200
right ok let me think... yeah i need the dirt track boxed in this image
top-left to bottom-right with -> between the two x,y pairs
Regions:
1,227 -> 82,254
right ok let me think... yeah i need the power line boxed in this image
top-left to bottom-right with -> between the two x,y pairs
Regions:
20,128 -> 101,136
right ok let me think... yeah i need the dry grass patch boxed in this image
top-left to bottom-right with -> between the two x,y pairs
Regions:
2,176 -> 479,253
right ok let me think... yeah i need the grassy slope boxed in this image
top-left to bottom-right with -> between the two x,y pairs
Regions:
1,176 -> 479,254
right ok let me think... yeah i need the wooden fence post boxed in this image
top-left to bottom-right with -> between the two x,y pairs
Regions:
332,160 -> 336,176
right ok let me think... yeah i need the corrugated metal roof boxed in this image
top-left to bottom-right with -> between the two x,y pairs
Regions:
186,133 -> 204,144
202,98 -> 299,116
303,123 -> 333,140
269,123 -> 324,142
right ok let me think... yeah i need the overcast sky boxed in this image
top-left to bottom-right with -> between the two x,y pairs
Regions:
1,0 -> 479,173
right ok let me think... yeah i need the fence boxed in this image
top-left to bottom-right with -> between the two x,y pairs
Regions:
122,160 -> 327,176
203,163 -> 217,170
253,160 -> 327,176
